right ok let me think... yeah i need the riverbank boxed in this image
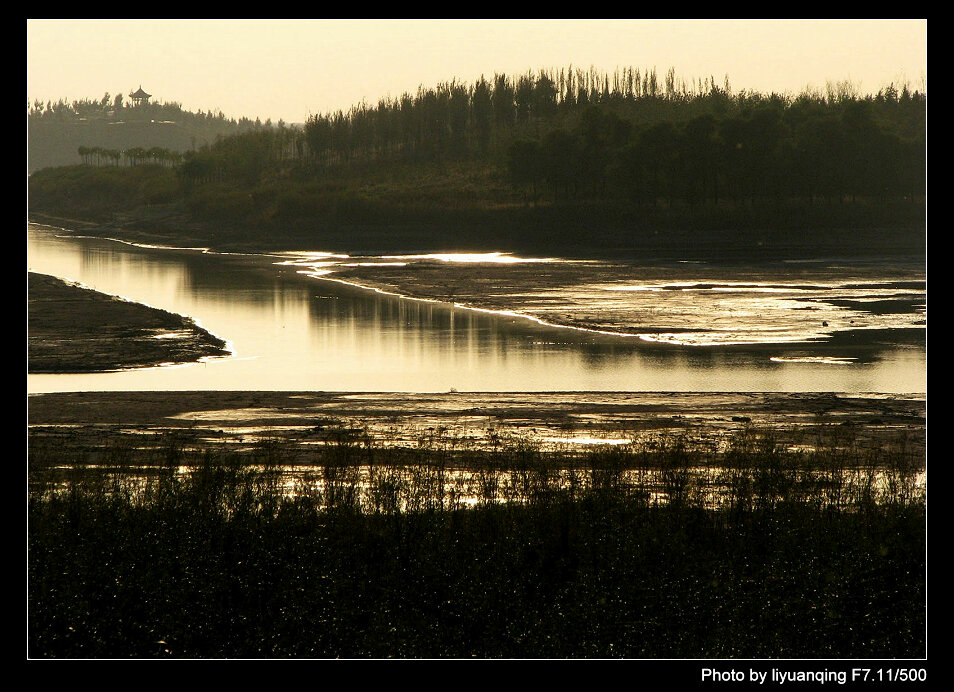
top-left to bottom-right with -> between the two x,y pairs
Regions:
28,391 -> 926,659
28,390 -> 927,660
28,196 -> 927,262
28,272 -> 230,373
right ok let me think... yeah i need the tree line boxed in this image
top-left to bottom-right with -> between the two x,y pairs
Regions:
171,65 -> 924,209
299,67 -> 713,166
77,145 -> 182,168
506,93 -> 925,208
28,91 -> 278,130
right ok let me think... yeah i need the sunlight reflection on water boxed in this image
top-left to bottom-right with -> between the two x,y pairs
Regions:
28,224 -> 925,393
277,250 -> 925,348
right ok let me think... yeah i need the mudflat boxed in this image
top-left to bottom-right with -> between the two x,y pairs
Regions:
28,390 -> 925,466
28,271 -> 230,373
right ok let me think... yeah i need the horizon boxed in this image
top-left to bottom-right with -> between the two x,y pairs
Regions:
27,19 -> 927,125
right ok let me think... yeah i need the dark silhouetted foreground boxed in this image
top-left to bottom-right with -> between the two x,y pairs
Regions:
29,427 -> 925,658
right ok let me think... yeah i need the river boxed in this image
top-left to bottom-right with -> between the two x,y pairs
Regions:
27,223 -> 926,394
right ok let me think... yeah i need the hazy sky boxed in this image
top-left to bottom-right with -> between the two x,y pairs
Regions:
27,19 -> 927,124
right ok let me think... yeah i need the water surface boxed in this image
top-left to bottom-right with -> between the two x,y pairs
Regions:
27,224 -> 926,394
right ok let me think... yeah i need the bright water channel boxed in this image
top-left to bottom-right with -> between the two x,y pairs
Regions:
27,223 -> 926,394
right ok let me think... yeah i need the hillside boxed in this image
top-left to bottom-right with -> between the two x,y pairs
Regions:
27,93 -> 277,172
27,68 -> 926,260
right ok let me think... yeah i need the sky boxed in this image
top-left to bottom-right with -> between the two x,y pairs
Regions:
27,19 -> 927,125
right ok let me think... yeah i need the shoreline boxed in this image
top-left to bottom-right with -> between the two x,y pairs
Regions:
28,207 -> 927,262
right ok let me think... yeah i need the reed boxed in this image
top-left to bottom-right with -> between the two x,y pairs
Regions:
28,426 -> 925,658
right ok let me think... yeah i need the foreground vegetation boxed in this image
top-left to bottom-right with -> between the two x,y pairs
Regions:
27,67 -> 926,256
28,426 -> 925,658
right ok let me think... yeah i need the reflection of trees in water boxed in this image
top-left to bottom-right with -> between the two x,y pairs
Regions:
304,288 -> 513,355
32,226 -> 924,392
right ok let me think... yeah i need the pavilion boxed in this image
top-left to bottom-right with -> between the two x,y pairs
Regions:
129,86 -> 151,106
